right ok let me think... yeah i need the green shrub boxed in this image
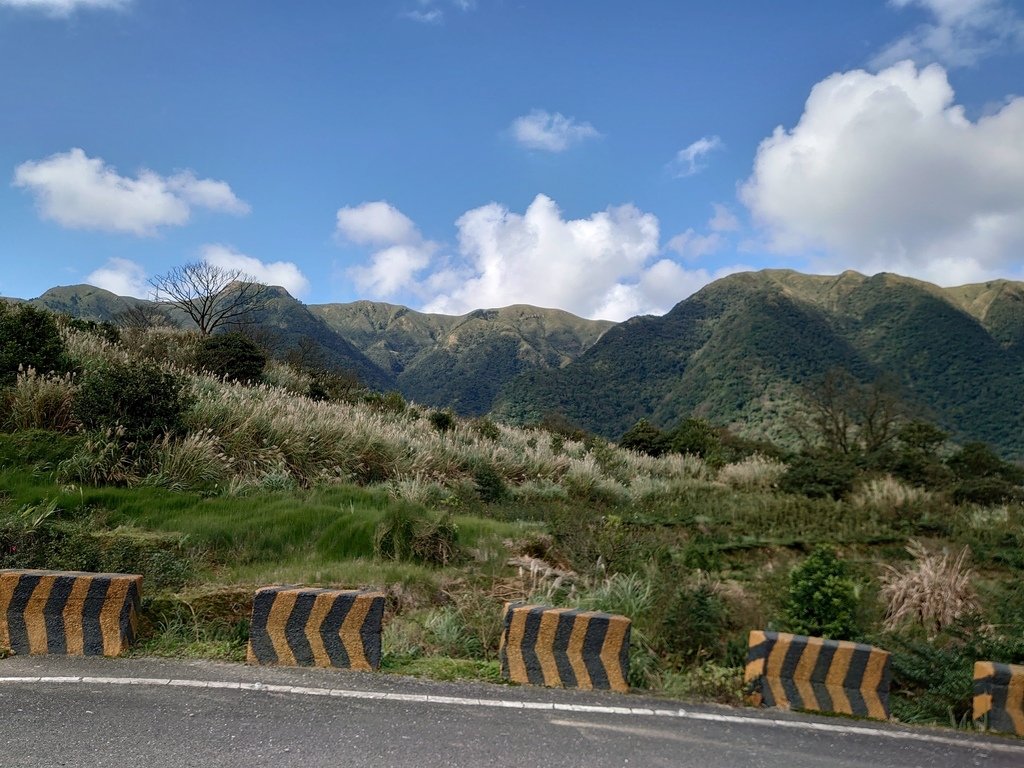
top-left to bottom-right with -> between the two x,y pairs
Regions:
884,627 -> 1024,725
428,410 -> 456,433
661,581 -> 729,663
951,478 -> 1021,506
73,361 -> 192,443
472,463 -> 507,503
620,419 -> 669,457
779,454 -> 857,500
0,304 -> 67,385
783,546 -> 859,640
193,333 -> 267,383
373,504 -> 459,566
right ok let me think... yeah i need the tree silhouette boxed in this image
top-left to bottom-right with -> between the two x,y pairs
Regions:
149,262 -> 269,336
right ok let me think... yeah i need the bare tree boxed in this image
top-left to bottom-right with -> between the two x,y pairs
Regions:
148,262 -> 270,336
112,302 -> 180,331
799,367 -> 905,455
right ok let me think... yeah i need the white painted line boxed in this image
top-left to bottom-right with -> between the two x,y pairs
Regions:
2,675 -> 1022,755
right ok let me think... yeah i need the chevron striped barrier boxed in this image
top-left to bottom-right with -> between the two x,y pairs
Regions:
745,630 -> 891,720
247,586 -> 385,670
499,603 -> 631,693
0,568 -> 142,657
974,661 -> 1024,736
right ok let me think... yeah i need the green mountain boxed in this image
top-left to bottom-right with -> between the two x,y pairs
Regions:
494,270 -> 1024,458
26,284 -> 393,391
309,302 -> 613,415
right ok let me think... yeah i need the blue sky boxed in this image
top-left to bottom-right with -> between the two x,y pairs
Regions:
2,0 -> 1023,320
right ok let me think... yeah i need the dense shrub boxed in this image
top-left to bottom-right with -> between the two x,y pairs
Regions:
620,419 -> 670,457
0,304 -> 67,385
193,332 -> 267,383
783,546 -> 859,640
73,361 -> 192,442
885,627 -> 1024,725
661,580 -> 729,663
428,410 -> 456,433
779,454 -> 857,500
472,462 -> 507,503
373,504 -> 459,566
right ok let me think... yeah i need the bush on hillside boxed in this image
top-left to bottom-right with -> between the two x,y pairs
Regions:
73,361 -> 192,443
783,546 -> 859,640
193,332 -> 267,383
779,453 -> 857,500
373,504 -> 459,566
0,304 -> 68,386
620,418 -> 670,457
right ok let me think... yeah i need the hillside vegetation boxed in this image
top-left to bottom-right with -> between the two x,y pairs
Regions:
495,270 -> 1024,458
1,302 -> 1023,728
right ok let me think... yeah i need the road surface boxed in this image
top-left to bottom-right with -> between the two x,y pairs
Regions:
1,655 -> 1021,767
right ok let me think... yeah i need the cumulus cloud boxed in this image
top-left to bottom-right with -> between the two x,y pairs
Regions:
342,194 -> 750,320
510,110 -> 602,152
337,201 -> 439,297
667,136 -> 723,177
709,204 -> 740,232
874,0 -> 1024,68
201,244 -> 310,297
12,148 -> 249,236
336,201 -> 420,246
740,61 -> 1024,284
85,257 -> 148,297
0,0 -> 129,15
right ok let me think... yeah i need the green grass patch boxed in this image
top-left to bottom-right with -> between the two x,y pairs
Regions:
380,655 -> 503,684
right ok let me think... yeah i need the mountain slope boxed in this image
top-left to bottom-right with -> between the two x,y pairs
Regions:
310,302 -> 613,415
494,270 -> 1024,457
27,284 -> 393,391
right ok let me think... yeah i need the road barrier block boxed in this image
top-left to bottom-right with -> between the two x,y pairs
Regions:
974,661 -> 1024,736
247,586 -> 385,670
0,568 -> 142,657
499,603 -> 630,693
745,630 -> 891,720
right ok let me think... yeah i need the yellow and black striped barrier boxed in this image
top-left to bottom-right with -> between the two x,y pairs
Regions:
499,603 -> 631,693
0,568 -> 142,657
247,586 -> 386,671
745,630 -> 891,720
974,661 -> 1024,736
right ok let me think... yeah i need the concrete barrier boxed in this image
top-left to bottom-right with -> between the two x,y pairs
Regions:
0,568 -> 142,657
974,661 -> 1024,736
247,586 -> 385,670
499,603 -> 630,693
745,630 -> 891,720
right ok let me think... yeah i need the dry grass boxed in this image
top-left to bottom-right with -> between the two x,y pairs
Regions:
716,454 -> 787,491
56,325 -> 719,502
879,540 -> 978,635
1,369 -> 78,432
850,475 -> 930,511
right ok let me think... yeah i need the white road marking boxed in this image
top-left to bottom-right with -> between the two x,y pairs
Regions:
2,675 -> 1022,755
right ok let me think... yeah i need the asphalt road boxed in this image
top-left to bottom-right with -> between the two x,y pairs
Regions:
1,656 -> 1021,768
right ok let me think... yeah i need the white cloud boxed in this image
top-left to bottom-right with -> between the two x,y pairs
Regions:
510,110 -> 602,153
667,136 -> 723,177
85,257 -> 147,297
709,203 -> 740,232
403,0 -> 475,24
201,244 -> 310,297
338,201 -> 438,297
740,61 -> 1024,285
336,201 -> 420,246
666,230 -> 723,260
343,194 -> 749,320
0,0 -> 129,15
12,148 -> 249,236
350,244 -> 437,297
874,0 -> 1024,68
